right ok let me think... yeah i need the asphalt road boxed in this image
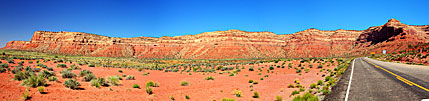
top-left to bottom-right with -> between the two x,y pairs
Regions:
325,57 -> 429,101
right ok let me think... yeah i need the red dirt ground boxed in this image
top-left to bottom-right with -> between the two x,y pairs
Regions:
0,59 -> 336,101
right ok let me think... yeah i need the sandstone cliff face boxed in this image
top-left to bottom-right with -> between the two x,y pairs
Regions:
3,19 -> 428,59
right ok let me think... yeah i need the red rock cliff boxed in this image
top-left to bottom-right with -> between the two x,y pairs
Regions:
3,19 -> 428,59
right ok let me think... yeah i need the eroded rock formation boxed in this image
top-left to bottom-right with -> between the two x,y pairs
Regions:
3,19 -> 428,59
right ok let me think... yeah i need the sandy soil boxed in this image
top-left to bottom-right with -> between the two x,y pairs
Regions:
0,59 -> 336,101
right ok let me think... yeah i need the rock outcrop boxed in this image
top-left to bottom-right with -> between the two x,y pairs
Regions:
3,19 -> 428,59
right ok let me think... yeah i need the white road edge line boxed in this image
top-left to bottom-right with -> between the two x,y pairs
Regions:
345,58 -> 356,101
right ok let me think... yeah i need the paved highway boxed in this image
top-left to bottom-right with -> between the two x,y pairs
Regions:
325,57 -> 429,101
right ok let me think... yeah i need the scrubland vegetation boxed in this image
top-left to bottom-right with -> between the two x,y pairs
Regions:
0,49 -> 353,100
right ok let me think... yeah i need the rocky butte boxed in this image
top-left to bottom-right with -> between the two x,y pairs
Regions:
3,19 -> 429,59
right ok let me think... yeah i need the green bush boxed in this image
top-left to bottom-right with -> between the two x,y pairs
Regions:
21,91 -> 30,100
107,76 -> 121,86
317,80 -> 323,85
39,70 -> 55,79
321,89 -> 330,95
21,75 -> 46,88
205,76 -> 215,80
269,66 -> 274,70
222,98 -> 235,101
63,79 -> 81,89
57,64 -> 67,68
118,70 -> 123,73
47,67 -> 54,71
310,83 -> 317,89
132,84 -> 140,89
185,95 -> 190,99
14,70 -> 34,81
275,95 -> 282,101
61,70 -> 76,78
79,70 -> 93,77
48,76 -> 58,81
83,73 -> 96,82
70,64 -> 80,70
317,65 -> 323,68
181,81 -> 189,86
125,75 -> 135,80
249,80 -> 254,83
146,81 -> 159,87
288,84 -> 295,88
38,86 -> 45,94
146,87 -> 153,94
88,64 -> 95,67
249,67 -> 254,71
291,90 -> 300,95
253,91 -> 259,98
90,77 -> 106,88
0,67 -> 6,73
0,63 -> 8,68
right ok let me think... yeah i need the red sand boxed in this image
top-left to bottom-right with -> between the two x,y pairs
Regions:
0,59 -> 336,100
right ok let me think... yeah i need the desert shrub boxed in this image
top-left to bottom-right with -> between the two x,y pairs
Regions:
132,84 -> 140,89
11,68 -> 20,74
22,75 -> 46,88
253,81 -> 259,84
260,78 -> 264,80
253,91 -> 259,98
269,66 -> 274,70
146,81 -> 159,87
90,77 -> 107,88
14,70 -> 34,81
79,70 -> 93,77
275,95 -> 283,101
288,84 -> 295,88
63,79 -> 81,89
125,75 -> 135,80
142,72 -> 150,76
205,76 -> 215,80
249,67 -> 254,71
309,64 -> 313,68
107,76 -> 121,86
48,76 -> 58,81
181,81 -> 189,86
69,64 -> 80,70
38,86 -> 45,94
0,67 -> 6,73
222,98 -> 235,101
185,95 -> 190,99
8,59 -> 14,64
21,91 -> 30,100
249,80 -> 254,83
291,90 -> 300,95
310,83 -> 317,89
169,95 -> 175,100
322,89 -> 330,95
57,64 -> 67,68
0,63 -> 8,68
296,69 -> 302,73
317,80 -> 323,85
33,67 -> 41,72
299,88 -> 305,92
83,73 -> 96,82
61,70 -> 76,78
118,70 -> 123,73
146,87 -> 153,94
325,76 -> 332,81
88,64 -> 95,67
47,67 -> 54,71
232,89 -> 242,97
317,65 -> 323,68
38,70 -> 55,78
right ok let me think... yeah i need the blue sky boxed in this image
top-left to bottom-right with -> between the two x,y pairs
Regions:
1,0 -> 429,47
